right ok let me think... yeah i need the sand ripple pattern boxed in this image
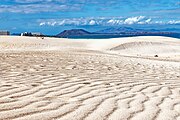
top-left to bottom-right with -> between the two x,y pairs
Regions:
0,51 -> 180,120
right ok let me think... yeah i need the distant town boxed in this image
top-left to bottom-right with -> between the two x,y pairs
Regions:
0,30 -> 45,37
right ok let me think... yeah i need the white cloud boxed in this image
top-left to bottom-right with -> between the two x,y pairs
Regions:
138,18 -> 152,24
107,19 -> 123,25
145,18 -> 152,23
168,20 -> 180,24
39,22 -> 46,26
39,18 -> 102,26
38,16 -> 180,26
124,16 -> 145,24
1,0 -> 121,13
0,3 -> 81,13
15,0 -> 44,3
154,21 -> 164,24
89,20 -> 96,25
14,0 -> 85,3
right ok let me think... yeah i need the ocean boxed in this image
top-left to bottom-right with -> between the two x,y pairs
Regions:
65,33 -> 180,39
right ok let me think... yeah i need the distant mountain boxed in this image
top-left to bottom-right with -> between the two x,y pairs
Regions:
57,29 -> 91,37
96,27 -> 136,33
56,28 -> 180,39
160,28 -> 180,32
96,27 -> 180,34
96,27 -> 161,34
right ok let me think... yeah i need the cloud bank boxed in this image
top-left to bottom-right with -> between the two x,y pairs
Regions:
0,4 -> 81,13
0,0 -> 179,14
0,0 -> 118,13
39,16 -> 180,26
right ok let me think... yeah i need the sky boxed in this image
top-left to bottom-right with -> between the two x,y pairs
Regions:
0,0 -> 180,35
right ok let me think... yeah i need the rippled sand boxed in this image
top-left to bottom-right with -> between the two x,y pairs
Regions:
0,36 -> 180,120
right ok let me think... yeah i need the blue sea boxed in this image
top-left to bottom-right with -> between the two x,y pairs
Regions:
66,33 -> 180,39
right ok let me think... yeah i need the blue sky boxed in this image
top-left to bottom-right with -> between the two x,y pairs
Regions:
0,0 -> 180,35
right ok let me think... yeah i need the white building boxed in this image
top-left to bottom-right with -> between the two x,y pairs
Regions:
21,32 -> 43,37
32,32 -> 43,36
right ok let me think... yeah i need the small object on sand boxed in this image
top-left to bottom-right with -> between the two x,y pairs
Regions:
154,55 -> 158,57
108,67 -> 112,70
105,83 -> 110,85
83,82 -> 91,85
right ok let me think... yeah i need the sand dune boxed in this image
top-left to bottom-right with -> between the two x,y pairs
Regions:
110,41 -> 180,55
0,36 -> 179,120
1,36 -> 180,57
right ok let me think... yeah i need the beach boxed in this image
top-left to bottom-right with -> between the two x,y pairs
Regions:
0,36 -> 180,120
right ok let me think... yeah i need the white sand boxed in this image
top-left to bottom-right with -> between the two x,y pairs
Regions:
0,36 -> 179,120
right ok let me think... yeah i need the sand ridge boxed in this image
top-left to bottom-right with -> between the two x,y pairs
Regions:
0,36 -> 180,120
